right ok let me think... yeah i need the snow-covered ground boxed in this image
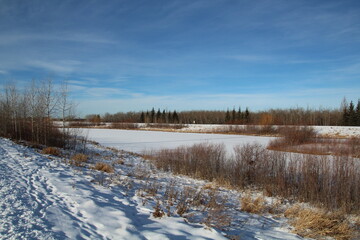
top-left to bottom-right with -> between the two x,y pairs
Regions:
0,137 -> 306,240
0,138 -> 227,239
174,124 -> 360,138
79,128 -> 273,155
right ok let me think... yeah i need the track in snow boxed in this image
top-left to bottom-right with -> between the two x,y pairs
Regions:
0,138 -> 227,240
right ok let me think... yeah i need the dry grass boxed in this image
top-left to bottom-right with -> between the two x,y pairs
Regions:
240,192 -> 266,214
152,142 -> 360,214
285,205 -> 355,240
41,147 -> 61,156
114,159 -> 125,165
268,126 -> 316,150
153,201 -> 165,218
94,162 -> 114,173
70,153 -> 88,167
216,125 -> 279,136
110,123 -> 139,129
145,123 -> 186,130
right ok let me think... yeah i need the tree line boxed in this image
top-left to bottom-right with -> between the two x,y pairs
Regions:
92,99 -> 360,126
0,79 -> 74,147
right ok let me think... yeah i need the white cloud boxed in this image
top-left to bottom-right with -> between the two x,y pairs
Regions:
26,60 -> 82,73
0,32 -> 116,46
229,55 -> 275,63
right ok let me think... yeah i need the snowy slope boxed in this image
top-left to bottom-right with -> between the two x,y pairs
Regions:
0,138 -> 227,240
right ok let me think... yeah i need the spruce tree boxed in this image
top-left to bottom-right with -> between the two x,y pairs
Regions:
156,109 -> 161,123
168,111 -> 173,123
245,107 -> 250,123
349,101 -> 356,126
225,109 -> 231,123
173,111 -> 179,123
162,110 -> 167,123
237,107 -> 242,123
151,108 -> 155,123
356,100 -> 360,126
140,112 -> 145,123
231,108 -> 236,122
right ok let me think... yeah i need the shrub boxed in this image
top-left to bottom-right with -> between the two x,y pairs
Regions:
110,123 -> 139,129
240,192 -> 266,214
70,153 -> 88,167
269,126 -> 316,149
41,147 -> 61,156
151,143 -> 360,214
94,162 -> 114,173
285,205 -> 354,240
153,201 -> 165,218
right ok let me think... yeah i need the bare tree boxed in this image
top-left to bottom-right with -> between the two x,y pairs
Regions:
58,80 -> 75,147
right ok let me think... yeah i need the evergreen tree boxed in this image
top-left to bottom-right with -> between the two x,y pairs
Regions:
349,101 -> 356,126
173,110 -> 179,123
231,108 -> 236,122
245,107 -> 250,123
237,107 -> 242,123
225,109 -> 231,123
162,110 -> 167,123
156,109 -> 161,123
356,100 -> 360,126
140,111 -> 145,123
150,108 -> 155,123
168,111 -> 173,123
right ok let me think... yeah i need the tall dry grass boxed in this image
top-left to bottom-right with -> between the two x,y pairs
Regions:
153,143 -> 360,214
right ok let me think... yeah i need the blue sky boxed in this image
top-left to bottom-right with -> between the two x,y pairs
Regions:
1,0 -> 360,115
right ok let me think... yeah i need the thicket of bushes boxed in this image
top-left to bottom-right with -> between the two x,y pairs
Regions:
0,80 -> 74,147
153,143 -> 360,214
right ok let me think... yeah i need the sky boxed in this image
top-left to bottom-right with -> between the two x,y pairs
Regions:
0,0 -> 360,115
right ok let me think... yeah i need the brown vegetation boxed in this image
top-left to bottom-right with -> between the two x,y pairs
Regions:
153,201 -> 165,218
70,153 -> 88,167
0,79 -> 75,148
110,123 -> 139,129
153,143 -> 360,214
240,192 -> 266,214
41,147 -> 61,156
94,162 -> 114,173
285,205 -> 355,240
268,127 -> 360,157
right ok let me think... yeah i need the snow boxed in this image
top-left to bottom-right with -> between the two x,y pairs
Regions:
312,126 -> 360,137
79,128 -> 273,155
0,137 -> 306,240
135,124 -> 360,138
0,138 -> 227,240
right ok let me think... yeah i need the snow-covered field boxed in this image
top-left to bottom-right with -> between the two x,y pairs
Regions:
166,124 -> 360,138
0,137 -> 305,240
79,128 -> 273,155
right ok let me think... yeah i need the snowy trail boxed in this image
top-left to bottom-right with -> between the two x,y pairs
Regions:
0,139 -> 61,239
0,138 -> 227,240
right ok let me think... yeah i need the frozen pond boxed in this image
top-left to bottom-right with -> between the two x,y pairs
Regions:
78,128 -> 274,154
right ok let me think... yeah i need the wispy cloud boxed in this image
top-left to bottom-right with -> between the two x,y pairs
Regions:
26,60 -> 82,73
229,55 -> 275,63
0,32 -> 116,46
228,54 -> 339,64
